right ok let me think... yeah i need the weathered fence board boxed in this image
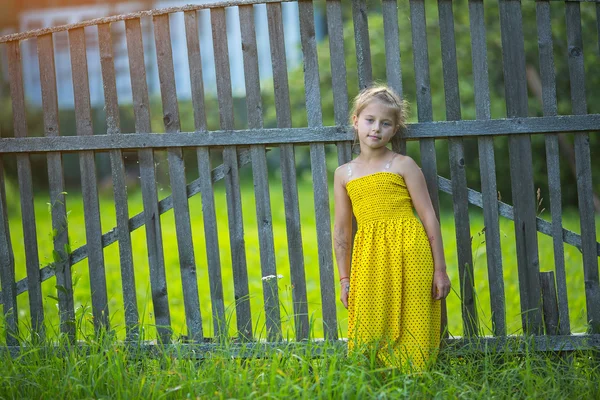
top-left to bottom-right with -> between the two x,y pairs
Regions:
540,271 -> 560,336
352,0 -> 372,89
237,4 -> 263,340
409,0 -> 440,221
439,0 -> 477,337
382,0 -> 405,155
565,2 -> 600,334
8,40 -> 45,340
70,27 -> 110,332
325,0 -> 352,164
3,115 -> 600,154
535,0 -> 570,335
37,33 -> 76,341
0,154 -> 17,346
469,0 -> 505,337
299,0 -> 337,341
499,0 -> 543,335
184,10 -> 208,132
266,2 -> 294,341
154,14 -> 205,342
125,18 -> 172,343
98,23 -> 139,341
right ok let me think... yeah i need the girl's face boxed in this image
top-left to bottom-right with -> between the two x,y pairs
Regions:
353,100 -> 398,150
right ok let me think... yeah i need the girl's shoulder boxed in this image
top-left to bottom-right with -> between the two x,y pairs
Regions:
389,153 -> 418,176
334,161 -> 353,186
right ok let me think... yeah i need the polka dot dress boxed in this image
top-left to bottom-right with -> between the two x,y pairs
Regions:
346,172 -> 441,370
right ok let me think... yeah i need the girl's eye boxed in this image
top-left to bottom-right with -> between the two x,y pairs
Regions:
366,118 -> 374,123
383,122 -> 391,127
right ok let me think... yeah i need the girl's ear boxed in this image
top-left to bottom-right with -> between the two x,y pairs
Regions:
352,114 -> 358,129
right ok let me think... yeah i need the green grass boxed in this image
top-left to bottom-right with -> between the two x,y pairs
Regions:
1,174 -> 599,342
0,332 -> 598,399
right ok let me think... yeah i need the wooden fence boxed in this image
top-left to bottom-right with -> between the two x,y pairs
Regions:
0,0 -> 599,354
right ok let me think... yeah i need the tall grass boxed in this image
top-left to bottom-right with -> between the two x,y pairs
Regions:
0,329 -> 598,399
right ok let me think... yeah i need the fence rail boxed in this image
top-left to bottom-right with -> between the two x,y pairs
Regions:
1,0 -> 599,351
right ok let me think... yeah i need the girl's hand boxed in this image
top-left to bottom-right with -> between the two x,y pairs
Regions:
432,269 -> 451,300
340,278 -> 350,309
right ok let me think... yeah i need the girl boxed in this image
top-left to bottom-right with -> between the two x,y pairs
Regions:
333,85 -> 451,370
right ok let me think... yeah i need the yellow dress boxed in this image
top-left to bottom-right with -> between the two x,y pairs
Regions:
346,171 -> 441,370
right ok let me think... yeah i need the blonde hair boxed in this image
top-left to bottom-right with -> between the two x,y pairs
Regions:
350,85 -> 407,139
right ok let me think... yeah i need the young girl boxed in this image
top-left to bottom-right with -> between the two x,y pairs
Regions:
333,85 -> 451,370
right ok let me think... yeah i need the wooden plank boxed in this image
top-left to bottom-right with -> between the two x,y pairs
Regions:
409,0 -> 440,220
498,0 -> 543,335
69,27 -> 109,332
410,0 -> 441,337
469,0 -> 505,337
197,148 -> 230,339
266,1 -> 311,340
299,0 -> 322,126
184,10 -> 207,132
439,0 -> 476,338
38,33 -> 76,340
7,40 -> 45,339
235,4 -> 264,340
211,8 -> 249,337
540,271 -> 560,336
0,155 -> 18,345
326,0 -> 349,127
153,14 -> 204,342
4,114 -> 600,153
125,18 -> 172,343
0,0 -> 330,44
382,0 -> 405,155
211,8 -> 234,130
597,3 -> 600,58
4,335 -> 600,361
266,2 -> 306,340
325,0 -> 352,163
222,147 -> 250,337
535,0 -> 570,335
300,0 -> 337,340
212,7 -> 248,340
250,146 -> 282,341
266,3 -> 292,128
565,2 -> 600,334
239,5 -> 263,130
98,23 -> 139,341
352,0 -> 372,89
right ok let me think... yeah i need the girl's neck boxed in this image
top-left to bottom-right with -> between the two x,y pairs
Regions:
356,146 -> 393,164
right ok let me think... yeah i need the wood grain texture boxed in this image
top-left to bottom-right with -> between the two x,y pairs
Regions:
8,40 -> 45,339
409,0 -> 440,221
38,33 -> 76,340
498,0 -> 542,334
0,156 -> 18,345
70,27 -> 110,332
468,0 -> 505,337
535,0 -> 569,335
98,23 -> 139,341
154,14 -> 204,342
126,18 -> 172,343
184,10 -> 207,131
565,1 -> 600,334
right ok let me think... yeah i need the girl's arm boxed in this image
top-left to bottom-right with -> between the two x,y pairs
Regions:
333,166 -> 353,308
401,157 -> 451,300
